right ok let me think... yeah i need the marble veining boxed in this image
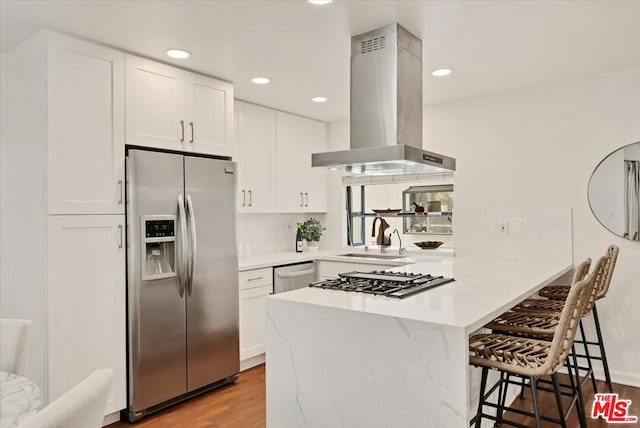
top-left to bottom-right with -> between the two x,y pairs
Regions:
266,255 -> 571,427
0,371 -> 42,428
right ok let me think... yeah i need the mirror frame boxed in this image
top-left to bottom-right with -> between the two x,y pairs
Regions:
587,141 -> 640,241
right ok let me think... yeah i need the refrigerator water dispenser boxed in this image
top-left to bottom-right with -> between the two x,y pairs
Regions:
141,216 -> 177,280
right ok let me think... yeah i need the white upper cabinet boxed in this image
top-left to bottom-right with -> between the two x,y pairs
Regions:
125,55 -> 185,151
235,101 -> 276,213
275,111 -> 328,213
125,55 -> 233,157
184,72 -> 234,157
48,35 -> 125,214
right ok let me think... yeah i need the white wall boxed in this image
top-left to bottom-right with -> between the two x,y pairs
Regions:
422,66 -> 640,386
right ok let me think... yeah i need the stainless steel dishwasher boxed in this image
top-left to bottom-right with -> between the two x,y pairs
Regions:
273,262 -> 317,294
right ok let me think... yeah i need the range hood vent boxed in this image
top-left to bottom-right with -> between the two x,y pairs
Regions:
312,23 -> 456,175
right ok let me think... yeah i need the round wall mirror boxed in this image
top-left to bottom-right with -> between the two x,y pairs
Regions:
588,142 -> 640,241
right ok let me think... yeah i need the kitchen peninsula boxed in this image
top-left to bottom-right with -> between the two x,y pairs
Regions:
265,256 -> 571,428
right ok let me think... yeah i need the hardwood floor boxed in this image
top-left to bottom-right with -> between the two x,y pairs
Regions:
109,364 -> 639,427
109,365 -> 265,428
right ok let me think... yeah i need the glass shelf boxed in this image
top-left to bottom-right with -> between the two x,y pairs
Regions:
402,185 -> 454,235
352,211 -> 453,218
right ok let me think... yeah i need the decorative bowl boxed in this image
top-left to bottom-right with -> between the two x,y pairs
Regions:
414,241 -> 444,250
372,208 -> 402,215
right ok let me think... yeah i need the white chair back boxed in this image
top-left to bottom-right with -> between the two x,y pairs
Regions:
19,369 -> 114,428
0,318 -> 32,375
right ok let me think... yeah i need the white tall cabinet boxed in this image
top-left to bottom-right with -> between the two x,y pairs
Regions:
235,101 -> 277,212
126,55 -> 234,157
0,30 -> 126,421
275,111 -> 328,213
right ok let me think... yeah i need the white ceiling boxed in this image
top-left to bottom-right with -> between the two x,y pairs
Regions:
2,0 -> 639,122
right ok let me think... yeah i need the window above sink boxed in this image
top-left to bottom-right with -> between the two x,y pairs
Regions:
345,181 -> 454,247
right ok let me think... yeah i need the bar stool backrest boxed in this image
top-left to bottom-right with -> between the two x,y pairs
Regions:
572,258 -> 592,285
596,245 -> 619,300
582,256 -> 607,316
544,272 -> 596,375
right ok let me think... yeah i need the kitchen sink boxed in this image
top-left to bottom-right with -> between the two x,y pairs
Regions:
339,253 -> 407,260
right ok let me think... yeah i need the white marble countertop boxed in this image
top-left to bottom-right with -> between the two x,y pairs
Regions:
268,256 -> 571,333
238,247 -> 454,271
0,371 -> 42,428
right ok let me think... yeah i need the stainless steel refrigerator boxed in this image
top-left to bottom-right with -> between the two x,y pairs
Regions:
125,148 -> 239,422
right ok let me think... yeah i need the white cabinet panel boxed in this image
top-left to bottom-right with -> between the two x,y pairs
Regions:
275,111 -> 327,213
125,56 -> 234,157
239,284 -> 272,361
239,267 -> 273,291
125,55 -> 184,151
47,215 -> 126,415
236,101 -> 276,212
301,118 -> 328,213
185,73 -> 233,157
48,35 -> 124,214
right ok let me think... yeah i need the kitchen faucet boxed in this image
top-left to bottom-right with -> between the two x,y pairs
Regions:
391,229 -> 406,255
371,216 -> 391,253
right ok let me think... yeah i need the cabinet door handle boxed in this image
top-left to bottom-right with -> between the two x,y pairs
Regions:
241,190 -> 246,207
180,120 -> 185,142
189,121 -> 194,143
300,192 -> 304,207
118,224 -> 123,249
117,180 -> 123,204
247,276 -> 263,282
304,192 -> 308,207
248,190 -> 252,207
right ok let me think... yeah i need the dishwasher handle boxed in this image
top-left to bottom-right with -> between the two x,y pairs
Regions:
276,268 -> 316,279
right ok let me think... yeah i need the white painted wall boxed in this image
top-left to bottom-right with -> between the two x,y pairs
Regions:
422,66 -> 640,386
325,66 -> 640,385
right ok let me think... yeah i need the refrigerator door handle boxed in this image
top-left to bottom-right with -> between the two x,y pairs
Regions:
177,194 -> 188,298
186,194 -> 197,296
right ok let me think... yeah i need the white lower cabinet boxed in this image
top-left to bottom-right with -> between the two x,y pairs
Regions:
239,268 -> 273,369
47,215 -> 126,415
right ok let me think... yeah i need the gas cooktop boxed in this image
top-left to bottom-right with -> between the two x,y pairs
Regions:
308,271 -> 455,299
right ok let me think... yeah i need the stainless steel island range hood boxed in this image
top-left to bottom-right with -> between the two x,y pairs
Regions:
312,23 -> 456,175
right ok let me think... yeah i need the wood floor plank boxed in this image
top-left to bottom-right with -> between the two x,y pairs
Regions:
109,364 -> 639,427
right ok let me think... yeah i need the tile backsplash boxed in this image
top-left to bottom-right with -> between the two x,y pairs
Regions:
238,213 -> 329,258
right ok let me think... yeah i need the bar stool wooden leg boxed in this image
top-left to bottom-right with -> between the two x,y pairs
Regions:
530,376 -> 542,428
592,304 -> 614,392
475,367 -> 489,428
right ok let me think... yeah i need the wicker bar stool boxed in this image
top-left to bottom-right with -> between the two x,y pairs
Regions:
514,245 -> 619,392
486,257 -> 604,408
469,272 -> 595,428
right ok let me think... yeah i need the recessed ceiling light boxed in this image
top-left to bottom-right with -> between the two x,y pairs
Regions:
431,68 -> 453,77
309,0 -> 333,5
251,77 -> 271,85
311,96 -> 328,103
166,49 -> 190,59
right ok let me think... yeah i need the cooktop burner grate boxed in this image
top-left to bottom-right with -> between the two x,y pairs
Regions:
308,271 -> 455,299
